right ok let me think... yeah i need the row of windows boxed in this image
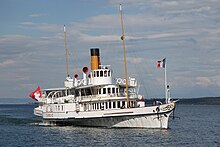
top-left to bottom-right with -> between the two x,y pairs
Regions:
83,101 -> 137,111
55,105 -> 64,111
98,87 -> 119,95
46,105 -> 64,112
92,70 -> 111,78
79,87 -> 120,97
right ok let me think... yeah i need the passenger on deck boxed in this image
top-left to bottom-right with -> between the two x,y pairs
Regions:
121,105 -> 125,109
66,75 -> 73,81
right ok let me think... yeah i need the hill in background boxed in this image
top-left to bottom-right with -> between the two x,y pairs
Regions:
146,97 -> 220,105
177,97 -> 220,105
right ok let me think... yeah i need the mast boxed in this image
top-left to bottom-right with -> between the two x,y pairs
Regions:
64,25 -> 68,77
119,4 -> 129,108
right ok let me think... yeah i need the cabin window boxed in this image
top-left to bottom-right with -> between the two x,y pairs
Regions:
130,101 -> 133,108
116,88 -> 119,93
96,71 -> 99,77
100,71 -> 103,77
70,89 -> 75,95
75,90 -> 80,97
85,88 -> 92,95
113,102 -> 116,108
109,102 -> 112,109
117,101 -> 120,108
66,89 -> 69,95
112,88 -> 115,94
99,89 -> 101,94
93,71 -> 96,77
122,101 -> 125,107
81,89 -> 84,96
103,88 -> 106,94
104,70 -> 107,77
108,70 -> 111,77
97,103 -> 99,109
84,104 -> 88,111
108,88 -> 111,94
105,102 -> 108,109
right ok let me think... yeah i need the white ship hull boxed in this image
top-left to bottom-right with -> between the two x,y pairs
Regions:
35,102 -> 176,129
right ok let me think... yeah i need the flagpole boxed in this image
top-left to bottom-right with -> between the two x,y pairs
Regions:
164,58 -> 167,103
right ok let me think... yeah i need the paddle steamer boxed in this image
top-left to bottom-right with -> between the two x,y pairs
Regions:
30,5 -> 177,129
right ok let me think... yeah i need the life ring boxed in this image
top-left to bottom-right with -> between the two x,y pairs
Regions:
122,79 -> 126,85
128,89 -> 133,93
117,78 -> 122,84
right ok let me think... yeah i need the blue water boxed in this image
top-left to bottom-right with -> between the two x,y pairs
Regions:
0,104 -> 219,147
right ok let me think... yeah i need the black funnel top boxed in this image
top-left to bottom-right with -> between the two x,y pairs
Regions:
90,48 -> 100,56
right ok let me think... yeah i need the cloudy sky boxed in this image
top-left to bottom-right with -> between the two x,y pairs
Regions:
0,0 -> 220,100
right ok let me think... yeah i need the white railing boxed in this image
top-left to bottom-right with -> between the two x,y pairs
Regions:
80,93 -> 138,101
116,77 -> 137,86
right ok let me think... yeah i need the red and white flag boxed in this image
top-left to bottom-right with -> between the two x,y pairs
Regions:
157,58 -> 166,68
29,86 -> 42,101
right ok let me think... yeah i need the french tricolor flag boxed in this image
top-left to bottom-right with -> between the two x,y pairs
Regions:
157,58 -> 166,68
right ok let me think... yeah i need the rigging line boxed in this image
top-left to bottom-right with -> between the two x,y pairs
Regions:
126,31 -> 150,98
67,50 -> 75,75
68,49 -> 82,77
131,45 -> 160,99
63,26 -> 80,77
132,49 -> 150,99
120,9 -> 151,99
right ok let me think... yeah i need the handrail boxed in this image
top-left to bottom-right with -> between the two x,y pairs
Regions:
47,91 -> 55,98
52,91 -> 62,99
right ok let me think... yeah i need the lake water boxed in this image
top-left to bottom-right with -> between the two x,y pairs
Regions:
0,104 -> 219,147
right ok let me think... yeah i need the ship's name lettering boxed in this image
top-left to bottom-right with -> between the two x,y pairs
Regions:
161,104 -> 174,111
46,113 -> 53,117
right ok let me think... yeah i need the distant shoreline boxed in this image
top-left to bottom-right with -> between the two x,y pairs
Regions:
148,97 -> 220,105
176,97 -> 220,105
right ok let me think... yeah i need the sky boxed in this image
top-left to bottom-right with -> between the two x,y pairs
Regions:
0,0 -> 220,99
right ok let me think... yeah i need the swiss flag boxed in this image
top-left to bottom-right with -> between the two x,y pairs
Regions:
29,86 -> 42,101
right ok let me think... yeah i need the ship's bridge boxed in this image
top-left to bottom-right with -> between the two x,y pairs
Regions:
90,65 -> 112,85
